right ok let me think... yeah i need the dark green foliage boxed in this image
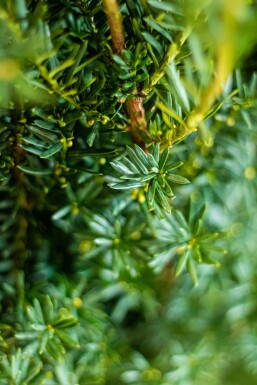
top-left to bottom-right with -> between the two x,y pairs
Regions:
0,0 -> 257,384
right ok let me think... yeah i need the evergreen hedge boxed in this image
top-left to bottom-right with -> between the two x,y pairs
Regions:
0,0 -> 257,384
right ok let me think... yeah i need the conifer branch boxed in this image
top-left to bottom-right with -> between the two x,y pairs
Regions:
36,63 -> 81,110
167,66 -> 231,146
144,30 -> 190,94
103,0 -> 148,147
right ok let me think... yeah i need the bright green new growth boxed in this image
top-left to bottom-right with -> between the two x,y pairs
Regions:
0,0 -> 257,384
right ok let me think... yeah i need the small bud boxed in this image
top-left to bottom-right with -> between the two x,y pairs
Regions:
101,116 -> 108,124
88,119 -> 95,126
73,297 -> 83,308
59,177 -> 66,184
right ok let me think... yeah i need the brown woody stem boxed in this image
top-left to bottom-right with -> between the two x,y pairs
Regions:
102,0 -> 125,55
125,96 -> 149,147
103,0 -> 148,147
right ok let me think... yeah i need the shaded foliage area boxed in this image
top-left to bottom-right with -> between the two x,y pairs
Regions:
0,0 -> 257,384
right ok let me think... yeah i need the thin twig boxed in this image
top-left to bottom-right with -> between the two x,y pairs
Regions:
144,30 -> 190,94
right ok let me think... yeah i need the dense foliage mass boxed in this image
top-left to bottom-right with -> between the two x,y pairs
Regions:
0,0 -> 257,384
